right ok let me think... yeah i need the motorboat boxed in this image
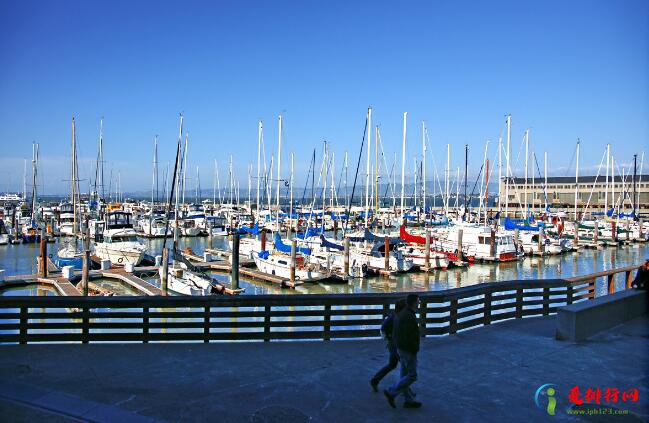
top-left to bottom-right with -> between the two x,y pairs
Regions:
93,211 -> 146,266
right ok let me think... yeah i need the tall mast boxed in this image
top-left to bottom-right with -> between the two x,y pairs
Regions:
574,139 -> 580,220
290,152 -> 294,235
331,151 -> 335,210
97,118 -> 105,201
344,151 -> 349,207
257,120 -> 262,215
71,117 -> 77,237
182,132 -> 189,205
31,142 -> 38,216
248,164 -> 252,209
605,143 -> 610,211
479,141 -> 488,223
152,136 -> 158,205
463,144 -> 468,215
173,114 -> 184,265
544,151 -> 548,213
445,144 -> 450,213
497,136 -> 502,212
400,112 -> 407,221
375,126 -> 379,213
504,114 -> 511,217
422,121 -> 426,223
633,154 -> 638,216
276,115 -> 283,225
611,155 -> 615,213
524,129 -> 529,216
364,107 -> 372,228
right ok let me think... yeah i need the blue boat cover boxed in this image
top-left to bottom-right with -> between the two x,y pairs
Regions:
240,223 -> 260,235
363,228 -> 402,245
504,217 -> 538,232
320,235 -> 344,251
296,226 -> 323,239
274,233 -> 312,255
258,250 -> 270,259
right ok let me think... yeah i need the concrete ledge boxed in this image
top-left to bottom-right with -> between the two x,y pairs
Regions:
556,289 -> 648,341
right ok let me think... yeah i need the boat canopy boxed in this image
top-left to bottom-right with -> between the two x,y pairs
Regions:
274,233 -> 312,255
399,225 -> 426,244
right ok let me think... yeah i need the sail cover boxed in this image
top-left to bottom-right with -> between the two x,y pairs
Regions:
320,235 -> 344,251
274,233 -> 312,255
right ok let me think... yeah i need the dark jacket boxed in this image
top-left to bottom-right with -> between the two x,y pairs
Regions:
381,313 -> 396,341
632,267 -> 648,290
393,308 -> 420,353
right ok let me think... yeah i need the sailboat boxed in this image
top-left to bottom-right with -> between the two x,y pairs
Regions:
161,114 -> 243,295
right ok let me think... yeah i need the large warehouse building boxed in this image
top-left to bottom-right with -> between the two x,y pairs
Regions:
498,175 -> 649,215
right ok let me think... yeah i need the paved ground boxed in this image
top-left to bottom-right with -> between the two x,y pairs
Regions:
0,315 -> 647,422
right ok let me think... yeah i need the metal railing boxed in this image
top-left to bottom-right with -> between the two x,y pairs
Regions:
0,264 -> 640,344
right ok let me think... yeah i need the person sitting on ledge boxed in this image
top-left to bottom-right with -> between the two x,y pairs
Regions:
631,259 -> 649,290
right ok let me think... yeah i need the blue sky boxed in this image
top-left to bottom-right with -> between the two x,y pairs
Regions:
0,0 -> 647,196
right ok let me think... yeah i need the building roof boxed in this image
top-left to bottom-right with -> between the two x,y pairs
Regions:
504,175 -> 649,184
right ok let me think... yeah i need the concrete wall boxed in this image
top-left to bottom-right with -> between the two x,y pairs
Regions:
556,289 -> 648,342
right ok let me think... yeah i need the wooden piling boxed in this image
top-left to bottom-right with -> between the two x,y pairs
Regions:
39,228 -> 47,278
207,221 -> 213,249
424,230 -> 430,272
343,237 -> 350,276
574,221 -> 579,247
611,220 -> 616,241
82,218 -> 90,296
290,238 -> 296,283
384,236 -> 389,271
457,229 -> 464,261
593,221 -> 599,243
261,229 -> 266,251
489,228 -> 496,259
161,247 -> 169,296
231,231 -> 240,283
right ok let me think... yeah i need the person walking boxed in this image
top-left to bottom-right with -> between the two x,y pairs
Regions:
370,299 -> 406,392
384,293 -> 422,409
631,259 -> 649,290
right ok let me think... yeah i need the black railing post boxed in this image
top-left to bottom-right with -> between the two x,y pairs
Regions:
143,307 -> 149,343
323,304 -> 332,341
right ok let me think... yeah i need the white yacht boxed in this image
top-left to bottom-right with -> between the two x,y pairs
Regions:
93,212 -> 147,266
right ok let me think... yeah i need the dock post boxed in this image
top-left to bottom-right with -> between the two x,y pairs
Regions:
574,220 -> 579,247
626,219 -> 630,242
424,230 -> 430,272
39,227 -> 47,278
457,229 -> 464,261
384,236 -> 389,271
82,218 -> 90,296
489,228 -> 496,259
538,227 -> 545,255
513,227 -> 519,253
611,220 -> 616,242
593,221 -> 599,244
639,219 -> 644,239
261,229 -> 266,251
231,230 -> 240,284
290,238 -> 296,283
333,219 -> 338,240
207,221 -> 213,249
343,237 -> 350,276
161,247 -> 169,295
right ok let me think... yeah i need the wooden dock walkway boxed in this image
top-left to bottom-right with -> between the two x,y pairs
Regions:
99,269 -> 163,296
